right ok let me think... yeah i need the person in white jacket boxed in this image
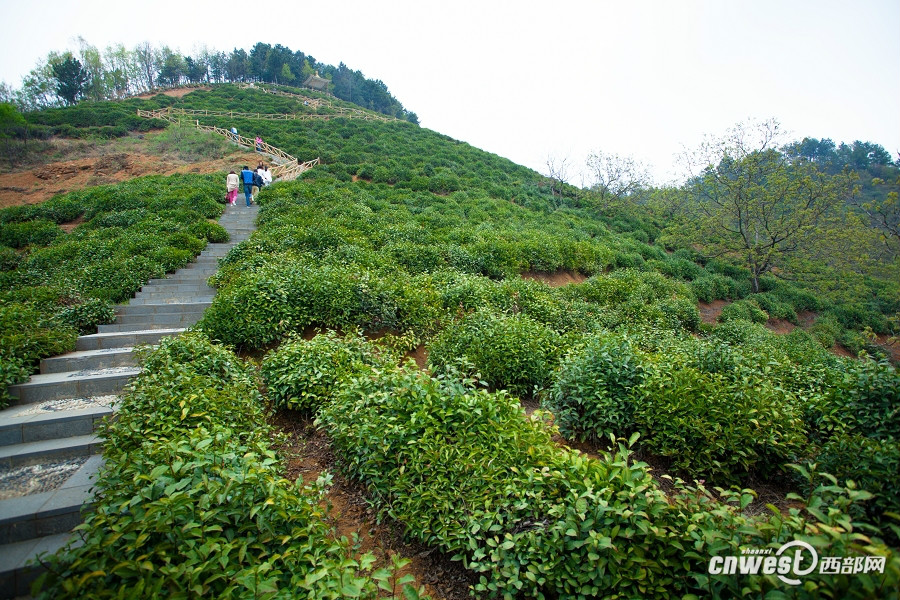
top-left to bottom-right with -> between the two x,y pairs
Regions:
262,165 -> 273,186
225,170 -> 239,205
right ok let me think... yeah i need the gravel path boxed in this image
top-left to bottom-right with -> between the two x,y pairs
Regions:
0,457 -> 89,499
10,395 -> 119,418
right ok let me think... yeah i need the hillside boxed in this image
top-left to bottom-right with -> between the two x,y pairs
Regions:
1,84 -> 898,598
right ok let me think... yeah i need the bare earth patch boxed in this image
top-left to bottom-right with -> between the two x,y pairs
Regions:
521,270 -> 587,287
698,299 -> 729,324
0,146 -> 262,209
270,411 -> 476,600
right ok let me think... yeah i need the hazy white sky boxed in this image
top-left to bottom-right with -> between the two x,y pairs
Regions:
1,0 -> 898,184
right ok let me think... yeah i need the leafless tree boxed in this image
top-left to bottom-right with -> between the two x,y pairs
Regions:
585,150 -> 652,207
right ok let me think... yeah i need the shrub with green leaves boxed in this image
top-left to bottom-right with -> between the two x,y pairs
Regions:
428,309 -> 561,396
35,333 -> 423,599
829,358 -> 900,440
262,331 -> 387,412
814,434 -> 900,539
718,298 -> 769,324
546,334 -> 645,441
634,361 -> 807,483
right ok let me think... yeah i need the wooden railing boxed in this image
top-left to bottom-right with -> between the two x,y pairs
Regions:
140,105 -> 397,123
137,109 -> 319,182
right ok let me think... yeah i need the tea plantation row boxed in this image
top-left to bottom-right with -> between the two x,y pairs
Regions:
35,333 -> 425,599
261,332 -> 900,598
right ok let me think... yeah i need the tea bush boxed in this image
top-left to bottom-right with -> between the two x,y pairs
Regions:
35,333 -> 421,599
262,331 -> 387,412
546,334 -> 645,441
428,309 -> 561,396
635,360 -> 807,483
718,298 -> 769,324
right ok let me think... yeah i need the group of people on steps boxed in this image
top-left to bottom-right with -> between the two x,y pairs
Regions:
223,128 -> 271,206
226,163 -> 272,206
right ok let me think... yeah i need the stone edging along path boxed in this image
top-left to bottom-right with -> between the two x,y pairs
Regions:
0,201 -> 258,598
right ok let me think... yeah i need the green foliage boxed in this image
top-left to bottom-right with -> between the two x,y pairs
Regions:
55,297 -> 115,335
546,334 -> 644,441
829,358 -> 900,440
35,333 -> 418,599
814,434 -> 900,538
0,219 -> 61,249
718,298 -> 769,324
635,359 -> 807,483
319,361 -> 900,599
428,309 -> 561,396
261,331 -> 386,412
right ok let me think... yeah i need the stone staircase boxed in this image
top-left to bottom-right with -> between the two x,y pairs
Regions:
0,202 -> 257,597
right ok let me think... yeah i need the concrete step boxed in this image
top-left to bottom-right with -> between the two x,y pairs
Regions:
0,531 -> 82,598
136,285 -> 216,295
115,302 -> 211,316
0,402 -> 115,447
0,455 -> 102,544
40,348 -> 136,374
0,435 -> 103,469
128,296 -> 214,305
113,312 -> 205,325
76,329 -> 184,351
7,369 -> 139,406
98,319 -> 201,333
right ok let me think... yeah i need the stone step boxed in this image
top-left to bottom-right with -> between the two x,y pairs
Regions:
41,348 -> 136,374
113,312 -> 205,325
0,402 -> 115,447
114,302 -> 211,316
98,319 -> 201,333
0,455 -> 102,544
76,329 -> 184,351
7,369 -> 139,406
128,296 -> 215,305
145,276 -> 212,285
0,532 -> 82,599
137,284 -> 216,294
0,435 -> 103,469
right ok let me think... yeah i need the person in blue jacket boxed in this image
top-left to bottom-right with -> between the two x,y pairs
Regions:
240,165 -> 255,206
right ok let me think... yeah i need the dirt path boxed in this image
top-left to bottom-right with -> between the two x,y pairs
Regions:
269,411 -> 476,600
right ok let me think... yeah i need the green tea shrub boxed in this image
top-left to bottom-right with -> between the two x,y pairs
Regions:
428,309 -> 561,396
718,298 -> 769,324
752,292 -> 798,323
201,257 -> 440,349
809,313 -> 842,348
654,257 -> 705,281
0,302 -> 77,367
634,361 -> 808,483
186,220 -> 229,243
710,318 -> 771,346
35,333 -> 416,599
261,331 -> 385,412
56,298 -> 116,335
546,334 -> 645,441
0,245 -> 19,271
0,219 -> 61,249
690,274 -> 744,302
830,358 -> 900,440
814,434 -> 900,536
